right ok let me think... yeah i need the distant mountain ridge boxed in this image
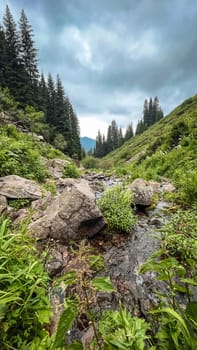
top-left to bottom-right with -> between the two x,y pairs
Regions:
80,136 -> 96,152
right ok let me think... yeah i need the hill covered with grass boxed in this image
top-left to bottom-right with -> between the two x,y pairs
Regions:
0,88 -> 69,182
102,95 -> 197,204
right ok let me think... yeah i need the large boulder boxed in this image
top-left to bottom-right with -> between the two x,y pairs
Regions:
128,178 -> 154,206
29,179 -> 105,241
128,178 -> 176,206
0,175 -> 42,200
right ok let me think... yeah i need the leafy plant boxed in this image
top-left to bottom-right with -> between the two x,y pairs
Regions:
8,198 -> 30,211
81,156 -> 99,169
174,170 -> 197,205
63,163 -> 81,178
139,206 -> 197,349
0,217 -> 52,349
43,181 -> 57,196
98,185 -> 136,233
0,135 -> 48,181
98,306 -> 150,350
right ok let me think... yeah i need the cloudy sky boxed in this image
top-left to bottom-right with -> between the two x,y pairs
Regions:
1,0 -> 197,138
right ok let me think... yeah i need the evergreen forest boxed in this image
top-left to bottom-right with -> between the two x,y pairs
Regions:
0,5 -> 81,159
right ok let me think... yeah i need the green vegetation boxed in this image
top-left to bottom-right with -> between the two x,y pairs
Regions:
98,185 -> 136,233
43,181 -> 57,196
139,206 -> 197,349
63,163 -> 81,178
98,307 -> 150,349
0,126 -> 48,181
81,155 -> 99,169
0,88 -> 73,181
8,198 -> 30,211
0,218 -> 52,349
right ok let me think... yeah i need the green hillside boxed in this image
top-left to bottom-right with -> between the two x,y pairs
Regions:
105,96 -> 196,173
0,88 -> 69,182
102,95 -> 197,204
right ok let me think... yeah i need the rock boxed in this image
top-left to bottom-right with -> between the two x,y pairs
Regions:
11,208 -> 30,224
42,158 -> 70,179
0,195 -> 7,215
149,216 -> 163,228
128,178 -> 154,206
45,250 -> 64,277
149,180 -> 175,194
160,182 -> 176,193
0,175 -> 42,200
29,179 -> 106,241
31,192 -> 54,220
81,327 -> 94,348
128,178 -> 176,206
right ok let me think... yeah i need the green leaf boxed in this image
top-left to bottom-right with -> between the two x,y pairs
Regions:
36,309 -> 52,324
150,307 -> 191,343
186,302 -> 197,327
108,338 -> 132,349
52,299 -> 78,349
181,278 -> 197,286
92,277 -> 116,292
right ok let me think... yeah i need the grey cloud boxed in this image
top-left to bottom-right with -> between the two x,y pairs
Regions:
2,0 -> 197,136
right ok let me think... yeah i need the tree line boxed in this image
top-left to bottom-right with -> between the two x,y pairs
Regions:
136,96 -> 163,135
94,97 -> 163,157
0,6 -> 81,159
93,120 -> 134,157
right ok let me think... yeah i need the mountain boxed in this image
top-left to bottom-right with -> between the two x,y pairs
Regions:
80,136 -> 96,152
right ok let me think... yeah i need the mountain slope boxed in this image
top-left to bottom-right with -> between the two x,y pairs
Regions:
104,95 -> 197,184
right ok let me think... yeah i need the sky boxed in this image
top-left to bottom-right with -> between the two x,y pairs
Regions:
1,0 -> 197,139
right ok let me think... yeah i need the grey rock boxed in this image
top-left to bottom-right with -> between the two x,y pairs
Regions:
42,157 -> 70,179
128,178 -> 154,206
0,195 -> 7,215
45,250 -> 64,277
0,175 -> 42,200
29,179 -> 106,241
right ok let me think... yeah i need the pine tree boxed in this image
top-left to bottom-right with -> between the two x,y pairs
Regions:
111,120 -> 119,150
118,127 -> 124,147
46,73 -> 56,126
95,130 -> 103,157
3,5 -> 26,102
0,25 -> 7,87
55,74 -> 66,131
69,109 -> 81,159
106,125 -> 112,153
18,9 -> 39,106
124,123 -> 134,141
135,120 -> 145,135
37,72 -> 48,113
19,9 -> 38,81
143,99 -> 149,127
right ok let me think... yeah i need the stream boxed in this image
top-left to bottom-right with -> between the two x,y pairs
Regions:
63,176 -> 175,342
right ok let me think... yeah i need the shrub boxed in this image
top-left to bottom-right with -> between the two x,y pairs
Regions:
63,163 -> 80,178
8,198 -> 30,211
0,141 -> 48,182
98,185 -> 136,233
43,181 -> 57,196
98,308 -> 150,349
81,155 -> 99,169
174,170 -> 197,205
